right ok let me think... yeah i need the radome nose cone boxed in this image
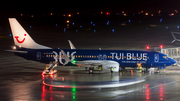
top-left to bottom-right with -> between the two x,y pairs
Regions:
170,58 -> 176,65
173,59 -> 176,64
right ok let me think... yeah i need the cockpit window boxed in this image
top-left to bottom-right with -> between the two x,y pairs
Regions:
163,56 -> 168,59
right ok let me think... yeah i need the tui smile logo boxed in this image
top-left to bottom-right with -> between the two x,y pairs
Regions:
15,34 -> 26,43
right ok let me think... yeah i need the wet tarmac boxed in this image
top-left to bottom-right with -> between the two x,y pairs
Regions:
42,71 -> 145,88
1,17 -> 180,101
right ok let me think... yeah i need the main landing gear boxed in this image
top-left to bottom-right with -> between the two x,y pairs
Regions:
89,67 -> 94,74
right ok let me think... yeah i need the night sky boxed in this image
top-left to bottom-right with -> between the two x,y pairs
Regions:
1,0 -> 180,14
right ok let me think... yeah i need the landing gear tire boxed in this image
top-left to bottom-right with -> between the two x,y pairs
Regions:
89,69 -> 93,74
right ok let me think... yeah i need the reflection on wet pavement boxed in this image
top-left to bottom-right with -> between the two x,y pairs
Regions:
1,68 -> 180,101
42,72 -> 145,88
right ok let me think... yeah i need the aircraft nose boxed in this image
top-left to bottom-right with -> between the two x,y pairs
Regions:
169,58 -> 176,65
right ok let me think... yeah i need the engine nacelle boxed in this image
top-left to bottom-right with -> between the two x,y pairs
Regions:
102,61 -> 119,72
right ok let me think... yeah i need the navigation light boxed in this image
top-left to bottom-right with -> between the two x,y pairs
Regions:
72,60 -> 76,64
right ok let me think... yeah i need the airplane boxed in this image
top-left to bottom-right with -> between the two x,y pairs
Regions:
7,18 -> 176,74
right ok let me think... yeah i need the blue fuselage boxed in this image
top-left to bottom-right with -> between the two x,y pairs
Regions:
15,48 -> 176,68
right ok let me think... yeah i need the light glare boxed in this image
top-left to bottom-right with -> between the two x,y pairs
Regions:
67,20 -> 69,23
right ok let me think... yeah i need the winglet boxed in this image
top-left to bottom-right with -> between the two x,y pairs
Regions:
68,40 -> 76,49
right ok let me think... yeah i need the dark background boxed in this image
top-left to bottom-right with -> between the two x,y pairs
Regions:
1,0 -> 180,14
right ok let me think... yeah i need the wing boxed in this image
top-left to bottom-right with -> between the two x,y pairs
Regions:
61,49 -> 120,72
75,60 -> 118,67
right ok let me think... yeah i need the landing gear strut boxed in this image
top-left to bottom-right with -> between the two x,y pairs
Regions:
146,67 -> 149,73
